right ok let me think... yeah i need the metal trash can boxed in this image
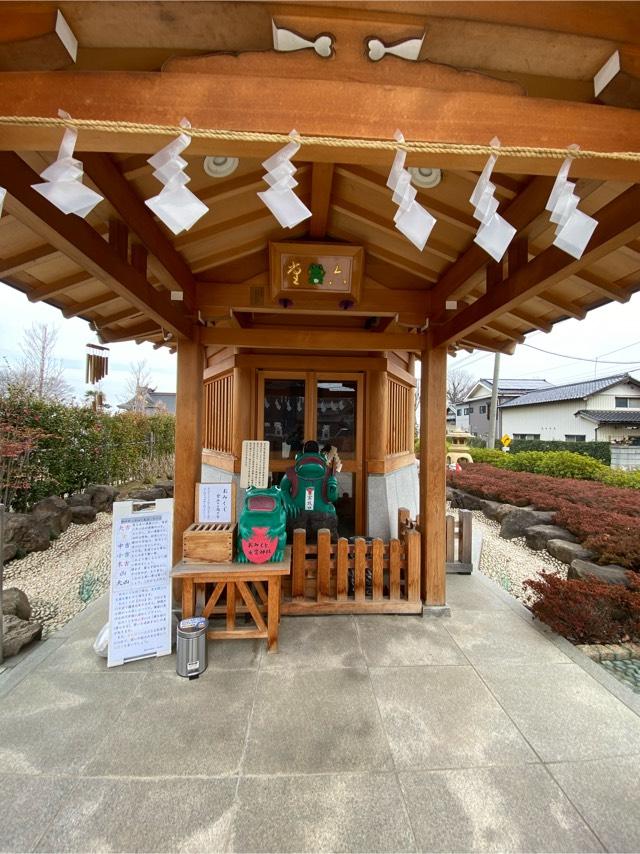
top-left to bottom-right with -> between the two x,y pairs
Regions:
176,617 -> 209,679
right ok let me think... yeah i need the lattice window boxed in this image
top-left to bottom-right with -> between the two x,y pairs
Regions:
203,372 -> 234,453
386,376 -> 414,455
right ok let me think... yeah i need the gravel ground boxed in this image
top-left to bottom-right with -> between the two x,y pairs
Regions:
447,503 -> 567,602
3,514 -> 112,637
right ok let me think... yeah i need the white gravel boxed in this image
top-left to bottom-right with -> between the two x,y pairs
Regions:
3,514 -> 112,637
447,502 -> 567,603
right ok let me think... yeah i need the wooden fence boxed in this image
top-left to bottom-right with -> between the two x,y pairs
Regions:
282,526 -> 422,615
398,506 -> 473,574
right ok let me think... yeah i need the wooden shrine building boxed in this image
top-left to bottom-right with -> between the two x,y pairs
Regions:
0,1 -> 639,612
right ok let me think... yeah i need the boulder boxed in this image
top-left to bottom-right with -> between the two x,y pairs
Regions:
546,539 -> 594,565
67,492 -> 92,507
524,525 -> 579,551
4,513 -> 50,553
70,504 -> 97,525
2,587 -> 31,620
154,480 -> 174,498
447,488 -> 466,508
32,496 -> 72,533
3,541 -> 17,563
129,487 -> 166,501
85,484 -> 119,512
1,614 -> 42,657
569,559 -> 633,587
500,507 -> 555,540
483,501 -> 515,522
457,493 -> 490,512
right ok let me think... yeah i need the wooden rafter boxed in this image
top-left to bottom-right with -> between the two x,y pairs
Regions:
62,293 -> 120,319
431,184 -> 640,348
2,71 -> 640,179
81,153 -> 197,310
99,320 -> 161,344
0,152 -> 191,339
0,244 -> 59,277
29,271 -> 94,302
572,270 -> 631,303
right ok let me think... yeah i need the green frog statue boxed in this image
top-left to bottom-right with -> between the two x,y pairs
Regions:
237,486 -> 287,563
280,441 -> 339,518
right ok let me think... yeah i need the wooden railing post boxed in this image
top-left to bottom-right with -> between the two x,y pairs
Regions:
405,528 -> 421,604
292,528 -> 306,599
354,537 -> 366,601
460,509 -> 473,566
446,514 -> 455,563
317,528 -> 331,600
398,507 -> 411,538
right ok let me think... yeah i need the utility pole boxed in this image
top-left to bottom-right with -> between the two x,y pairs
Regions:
487,352 -> 501,449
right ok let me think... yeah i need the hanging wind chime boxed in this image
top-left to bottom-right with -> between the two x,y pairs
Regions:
85,342 -> 110,412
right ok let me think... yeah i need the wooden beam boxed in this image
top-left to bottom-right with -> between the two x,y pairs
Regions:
420,344 -> 447,607
308,163 -> 334,240
506,308 -> 553,334
173,337 -> 204,566
595,49 -> 640,110
573,270 -> 631,303
2,71 -> 640,179
0,5 -> 77,71
430,176 -> 554,313
536,292 -> 586,320
199,326 -> 426,352
99,320 -> 161,344
0,244 -> 59,277
29,271 -> 94,302
62,292 -> 120,319
81,152 -> 197,310
432,184 -> 640,348
0,152 -> 192,339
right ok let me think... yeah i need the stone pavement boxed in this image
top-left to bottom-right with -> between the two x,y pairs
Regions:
1,572 -> 640,853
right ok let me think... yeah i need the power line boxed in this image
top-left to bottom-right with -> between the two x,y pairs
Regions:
522,342 -> 640,365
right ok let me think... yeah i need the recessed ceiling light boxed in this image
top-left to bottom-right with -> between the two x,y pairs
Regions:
203,156 -> 239,178
408,167 -> 442,189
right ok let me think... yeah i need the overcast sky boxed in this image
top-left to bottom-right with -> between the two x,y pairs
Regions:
1,283 -> 639,406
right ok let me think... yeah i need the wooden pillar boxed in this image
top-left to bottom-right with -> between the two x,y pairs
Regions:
173,336 -> 204,566
231,365 -> 253,460
419,345 -> 447,606
368,370 -> 388,462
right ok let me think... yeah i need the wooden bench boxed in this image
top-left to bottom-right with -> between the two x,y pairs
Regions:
170,548 -> 291,652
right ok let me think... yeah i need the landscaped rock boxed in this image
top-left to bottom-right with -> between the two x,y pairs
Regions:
70,504 -> 98,525
32,496 -> 72,533
1,614 -> 42,657
524,525 -> 578,551
546,539 -> 594,564
500,508 -> 555,540
483,501 -> 515,522
2,541 -> 17,563
67,492 -> 92,507
85,484 -> 119,512
2,587 -> 31,620
457,492 -> 490,512
569,559 -> 632,587
129,487 -> 166,501
154,480 -> 174,497
4,513 -> 51,553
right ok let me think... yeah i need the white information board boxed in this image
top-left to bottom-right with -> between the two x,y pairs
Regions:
108,498 -> 173,667
197,483 -> 233,523
240,440 -> 270,488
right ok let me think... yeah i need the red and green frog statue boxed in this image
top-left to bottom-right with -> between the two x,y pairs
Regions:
279,440 -> 339,519
237,486 -> 287,563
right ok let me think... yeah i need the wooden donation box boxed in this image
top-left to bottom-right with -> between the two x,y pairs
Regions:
183,482 -> 236,563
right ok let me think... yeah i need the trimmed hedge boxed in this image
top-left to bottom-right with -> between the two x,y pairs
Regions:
1,392 -> 175,510
449,463 -> 640,570
467,447 -> 640,489
506,439 -> 611,464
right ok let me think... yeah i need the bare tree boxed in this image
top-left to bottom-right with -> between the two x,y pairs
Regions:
0,322 -> 72,401
448,368 -> 475,404
124,359 -> 153,412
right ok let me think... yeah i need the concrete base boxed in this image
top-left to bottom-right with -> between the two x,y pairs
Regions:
422,604 -> 452,618
367,462 -> 419,539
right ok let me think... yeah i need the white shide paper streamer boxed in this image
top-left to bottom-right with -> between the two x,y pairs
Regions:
257,130 -> 311,228
386,130 -> 436,251
469,137 -> 516,262
545,146 -> 598,260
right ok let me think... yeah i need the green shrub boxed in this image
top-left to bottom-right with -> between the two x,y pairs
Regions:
508,439 -> 611,465
466,447 -> 510,466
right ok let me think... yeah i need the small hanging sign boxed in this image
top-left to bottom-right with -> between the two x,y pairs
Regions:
240,440 -> 270,489
270,241 -> 364,303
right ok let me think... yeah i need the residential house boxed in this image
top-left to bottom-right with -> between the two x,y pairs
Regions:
118,387 -> 176,415
500,373 -> 640,442
455,379 -> 552,442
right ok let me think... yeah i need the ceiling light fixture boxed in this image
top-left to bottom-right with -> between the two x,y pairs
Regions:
408,167 -> 442,189
203,156 -> 239,178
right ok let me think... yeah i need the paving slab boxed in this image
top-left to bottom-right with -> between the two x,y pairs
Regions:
85,670 -> 257,777
548,756 -> 640,853
261,616 -> 364,670
479,662 -> 640,762
443,609 -> 570,667
35,776 -> 237,853
0,670 -> 141,775
149,638 -> 263,672
370,665 -> 535,770
0,774 -> 78,853
399,765 -> 603,853
445,574 -> 510,612
356,615 -> 466,667
243,668 -> 394,774
231,773 -> 415,853
38,629 -> 151,673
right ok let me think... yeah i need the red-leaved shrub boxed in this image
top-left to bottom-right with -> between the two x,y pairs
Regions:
523,571 -> 640,644
450,465 -> 640,571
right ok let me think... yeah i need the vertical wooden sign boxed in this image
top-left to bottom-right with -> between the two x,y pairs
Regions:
240,440 -> 270,488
